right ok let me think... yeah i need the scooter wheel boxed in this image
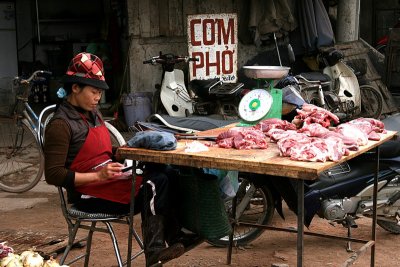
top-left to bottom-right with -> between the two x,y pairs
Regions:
206,178 -> 275,247
377,220 -> 400,234
359,85 -> 383,119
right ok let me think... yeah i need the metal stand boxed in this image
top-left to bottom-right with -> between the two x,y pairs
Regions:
126,172 -> 137,267
297,179 -> 304,267
227,194 -> 237,265
226,147 -> 381,267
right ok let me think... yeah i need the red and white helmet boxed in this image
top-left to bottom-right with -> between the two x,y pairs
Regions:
62,52 -> 109,90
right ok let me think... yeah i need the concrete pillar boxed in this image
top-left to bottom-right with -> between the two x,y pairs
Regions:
336,0 -> 360,42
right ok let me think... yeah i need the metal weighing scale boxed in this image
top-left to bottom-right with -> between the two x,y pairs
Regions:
238,65 -> 290,126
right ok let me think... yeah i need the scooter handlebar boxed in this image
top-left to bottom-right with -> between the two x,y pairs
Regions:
143,57 -> 160,64
143,55 -> 199,65
186,57 -> 199,62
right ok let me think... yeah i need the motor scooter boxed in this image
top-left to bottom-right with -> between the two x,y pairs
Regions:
143,52 -> 197,117
280,46 -> 384,122
143,52 -> 244,119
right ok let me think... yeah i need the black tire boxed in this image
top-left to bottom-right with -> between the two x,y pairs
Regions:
309,92 -> 326,108
359,85 -> 383,119
301,90 -> 327,109
377,220 -> 400,234
0,118 -> 43,193
207,178 -> 275,247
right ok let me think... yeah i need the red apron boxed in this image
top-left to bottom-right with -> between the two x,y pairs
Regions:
71,114 -> 142,204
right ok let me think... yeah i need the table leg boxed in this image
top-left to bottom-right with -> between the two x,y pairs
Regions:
227,195 -> 237,265
297,179 -> 304,267
370,146 -> 380,267
127,172 -> 137,267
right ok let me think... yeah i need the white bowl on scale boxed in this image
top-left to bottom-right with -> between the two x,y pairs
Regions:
243,66 -> 290,79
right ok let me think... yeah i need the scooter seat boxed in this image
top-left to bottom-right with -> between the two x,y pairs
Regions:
310,159 -> 376,190
148,113 -> 238,132
208,82 -> 244,95
189,78 -> 220,99
298,72 -> 331,83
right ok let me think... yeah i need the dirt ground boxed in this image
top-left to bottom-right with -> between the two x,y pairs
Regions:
1,180 -> 400,267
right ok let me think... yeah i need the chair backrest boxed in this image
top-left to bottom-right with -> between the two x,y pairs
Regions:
37,105 -> 70,217
37,104 -> 57,149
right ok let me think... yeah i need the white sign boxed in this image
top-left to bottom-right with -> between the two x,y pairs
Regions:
187,13 -> 238,82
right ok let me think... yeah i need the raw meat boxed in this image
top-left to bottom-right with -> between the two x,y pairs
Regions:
216,127 -> 268,149
255,118 -> 297,133
277,134 -> 346,162
267,129 -> 298,142
335,123 -> 369,146
298,123 -> 330,137
335,117 -> 386,145
294,103 -> 340,127
277,133 -> 311,157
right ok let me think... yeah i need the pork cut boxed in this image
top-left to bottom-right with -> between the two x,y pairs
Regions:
277,134 -> 346,162
255,118 -> 297,133
298,123 -> 330,137
267,128 -> 298,142
216,127 -> 268,149
294,103 -> 340,128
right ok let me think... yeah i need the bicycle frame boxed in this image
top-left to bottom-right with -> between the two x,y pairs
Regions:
12,71 -> 52,137
0,70 -> 51,193
21,101 -> 40,134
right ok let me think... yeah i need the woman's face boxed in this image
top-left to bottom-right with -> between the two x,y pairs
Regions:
69,84 -> 103,111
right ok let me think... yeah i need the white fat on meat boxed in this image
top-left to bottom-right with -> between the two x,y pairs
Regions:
267,128 -> 297,142
336,124 -> 369,146
298,123 -> 330,137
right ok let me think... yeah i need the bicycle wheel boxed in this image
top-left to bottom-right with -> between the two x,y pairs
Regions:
207,178 -> 275,247
359,85 -> 383,119
0,118 -> 43,193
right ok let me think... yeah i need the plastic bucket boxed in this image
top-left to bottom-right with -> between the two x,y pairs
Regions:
122,92 -> 152,127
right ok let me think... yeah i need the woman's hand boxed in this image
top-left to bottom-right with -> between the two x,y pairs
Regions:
96,162 -> 124,180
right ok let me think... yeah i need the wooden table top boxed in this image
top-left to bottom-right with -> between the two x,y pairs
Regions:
118,128 -> 397,181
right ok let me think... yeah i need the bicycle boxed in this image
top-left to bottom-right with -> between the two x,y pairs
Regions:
0,70 -> 125,193
0,70 -> 52,193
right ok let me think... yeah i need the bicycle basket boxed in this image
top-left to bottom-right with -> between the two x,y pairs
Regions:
0,77 -> 16,116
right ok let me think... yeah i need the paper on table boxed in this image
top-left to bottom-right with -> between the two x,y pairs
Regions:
184,141 -> 209,153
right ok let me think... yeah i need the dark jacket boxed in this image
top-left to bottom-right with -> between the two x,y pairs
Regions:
44,100 -> 104,203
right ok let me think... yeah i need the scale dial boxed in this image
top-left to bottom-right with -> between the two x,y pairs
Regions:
238,89 -> 273,123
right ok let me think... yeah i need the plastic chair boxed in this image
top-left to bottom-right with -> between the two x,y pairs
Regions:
38,105 -> 144,267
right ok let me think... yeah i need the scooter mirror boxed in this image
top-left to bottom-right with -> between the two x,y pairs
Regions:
287,44 -> 295,64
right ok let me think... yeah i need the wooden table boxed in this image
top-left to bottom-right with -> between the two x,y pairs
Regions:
118,128 -> 397,267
